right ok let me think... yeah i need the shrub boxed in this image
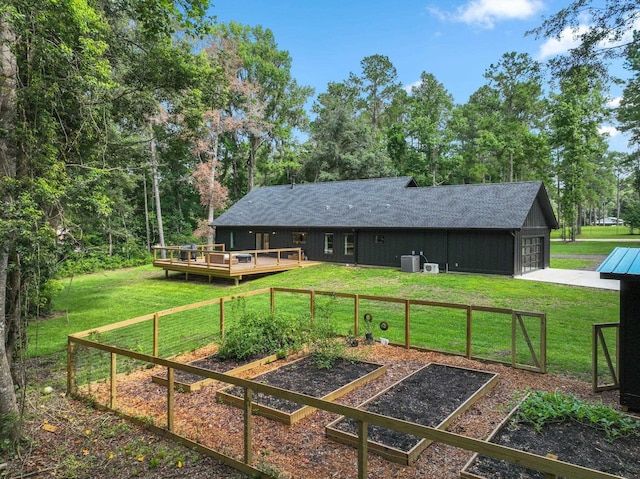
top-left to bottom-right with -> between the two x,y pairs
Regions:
218,310 -> 307,361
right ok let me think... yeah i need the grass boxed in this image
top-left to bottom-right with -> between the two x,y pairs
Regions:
550,258 -> 596,269
34,260 -> 620,382
550,240 -> 640,255
551,225 -> 640,240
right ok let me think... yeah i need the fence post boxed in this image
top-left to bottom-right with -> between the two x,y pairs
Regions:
540,313 -> 547,374
219,298 -> 225,339
167,367 -> 174,431
358,420 -> 368,479
110,352 -> 117,409
244,388 -> 253,465
354,295 -> 359,336
67,339 -> 75,395
511,312 -> 517,368
310,290 -> 315,326
404,300 -> 410,349
153,313 -> 159,357
270,288 -> 275,314
466,306 -> 472,359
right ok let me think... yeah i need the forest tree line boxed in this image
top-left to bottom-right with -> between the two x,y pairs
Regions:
1,0 -> 639,439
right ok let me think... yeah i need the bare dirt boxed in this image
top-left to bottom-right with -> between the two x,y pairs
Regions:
7,344 -> 639,479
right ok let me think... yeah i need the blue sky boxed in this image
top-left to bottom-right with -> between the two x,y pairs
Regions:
209,0 -> 635,152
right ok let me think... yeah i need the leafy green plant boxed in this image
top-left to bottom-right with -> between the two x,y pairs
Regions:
307,309 -> 360,369
517,390 -> 640,441
218,301 -> 307,361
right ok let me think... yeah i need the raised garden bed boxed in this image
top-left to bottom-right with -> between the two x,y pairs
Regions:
151,352 -> 284,392
461,394 -> 640,479
326,363 -> 499,465
216,355 -> 387,425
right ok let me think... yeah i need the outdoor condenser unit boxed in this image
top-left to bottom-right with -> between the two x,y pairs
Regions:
423,263 -> 439,274
401,255 -> 420,273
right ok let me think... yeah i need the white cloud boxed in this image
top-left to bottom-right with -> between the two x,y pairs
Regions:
453,0 -> 544,29
599,125 -> 620,138
536,15 -> 640,60
536,25 -> 587,60
607,97 -> 622,108
404,80 -> 422,93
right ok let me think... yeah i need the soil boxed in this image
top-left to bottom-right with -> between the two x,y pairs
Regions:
8,344 -> 640,479
330,363 -> 496,453
153,353 -> 258,384
221,355 -> 382,413
465,418 -> 640,478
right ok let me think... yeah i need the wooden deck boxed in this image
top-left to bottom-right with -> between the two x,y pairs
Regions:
152,246 -> 318,285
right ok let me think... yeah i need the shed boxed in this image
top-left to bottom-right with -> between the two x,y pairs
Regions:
597,247 -> 640,411
212,177 -> 558,276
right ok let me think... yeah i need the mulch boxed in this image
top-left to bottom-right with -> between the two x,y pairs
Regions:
74,343 -> 637,479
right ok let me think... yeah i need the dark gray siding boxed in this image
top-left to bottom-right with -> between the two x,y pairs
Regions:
446,230 -> 514,275
216,226 -> 518,275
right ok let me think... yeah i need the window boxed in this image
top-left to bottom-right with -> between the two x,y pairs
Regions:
292,232 -> 307,244
324,233 -> 334,254
374,234 -> 385,245
344,233 -> 354,255
230,231 -> 235,249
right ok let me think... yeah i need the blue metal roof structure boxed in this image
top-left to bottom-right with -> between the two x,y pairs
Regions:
597,247 -> 640,280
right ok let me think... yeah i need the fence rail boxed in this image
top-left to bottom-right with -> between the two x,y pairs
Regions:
592,322 -> 619,392
67,288 -> 590,478
67,338 -> 618,479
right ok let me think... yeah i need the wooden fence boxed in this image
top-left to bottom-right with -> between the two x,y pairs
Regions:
66,342 -> 620,479
66,289 -> 628,479
592,322 -> 619,392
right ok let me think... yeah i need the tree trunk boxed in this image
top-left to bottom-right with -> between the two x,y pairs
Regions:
142,172 -> 151,252
149,126 -> 165,258
0,12 -> 20,440
207,121 -> 220,245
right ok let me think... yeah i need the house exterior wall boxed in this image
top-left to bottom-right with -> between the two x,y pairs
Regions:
215,227 -> 519,276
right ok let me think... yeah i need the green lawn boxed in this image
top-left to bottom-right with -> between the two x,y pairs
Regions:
38,262 -> 620,383
550,240 -> 640,255
550,258 -> 595,269
551,225 -> 640,240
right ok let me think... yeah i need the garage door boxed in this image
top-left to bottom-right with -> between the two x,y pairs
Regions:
522,237 -> 543,273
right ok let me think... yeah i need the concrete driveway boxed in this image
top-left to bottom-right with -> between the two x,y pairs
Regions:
517,268 -> 620,291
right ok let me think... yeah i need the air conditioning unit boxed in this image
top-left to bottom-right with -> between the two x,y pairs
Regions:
423,263 -> 439,274
401,255 -> 420,273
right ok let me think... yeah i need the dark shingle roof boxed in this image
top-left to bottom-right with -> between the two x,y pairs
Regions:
213,177 -> 557,230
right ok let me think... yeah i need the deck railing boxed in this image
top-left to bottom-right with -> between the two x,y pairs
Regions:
152,246 -> 303,272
